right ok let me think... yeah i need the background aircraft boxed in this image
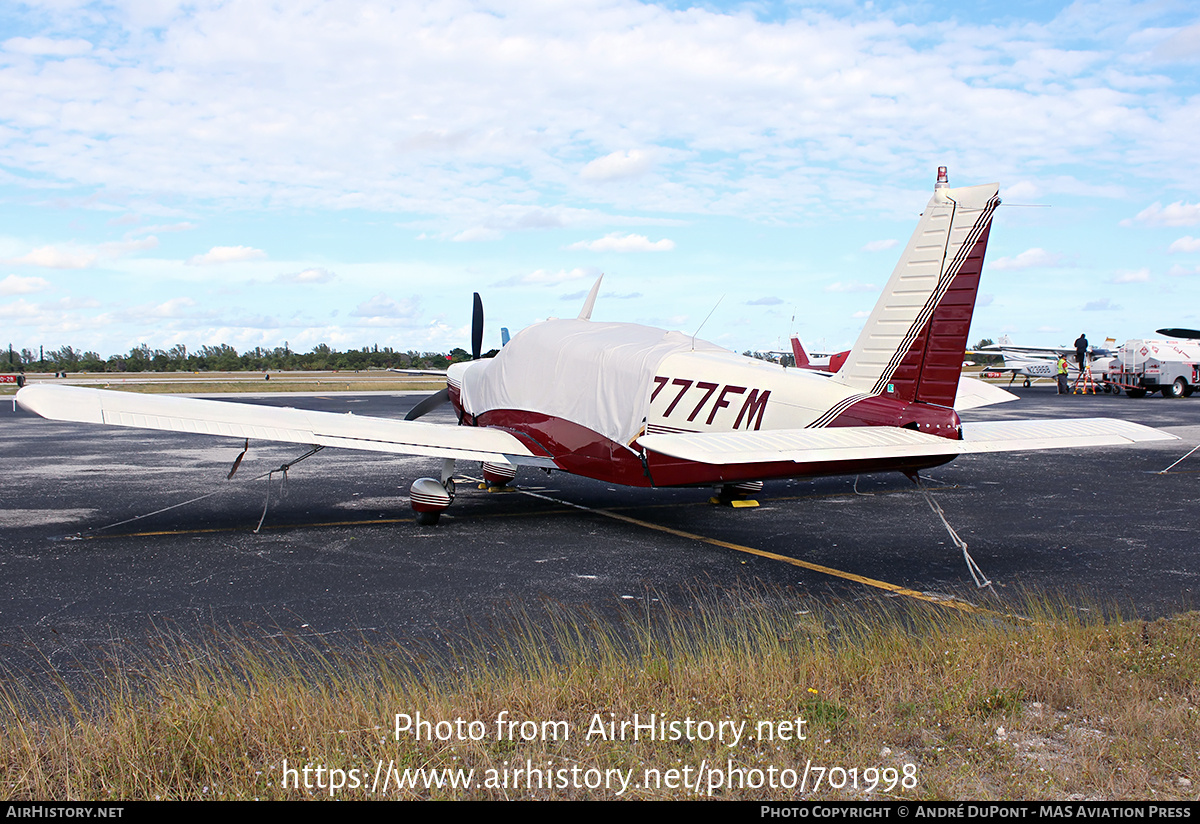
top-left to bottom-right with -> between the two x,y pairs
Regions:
975,335 -> 1120,391
16,169 -> 1171,524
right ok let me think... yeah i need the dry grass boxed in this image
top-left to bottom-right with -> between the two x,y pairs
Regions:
2,592 -> 1197,800
113,379 -> 447,394
2,373 -> 446,395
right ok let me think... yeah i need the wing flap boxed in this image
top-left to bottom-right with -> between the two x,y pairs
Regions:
17,384 -> 549,464
639,426 -> 962,465
639,418 -> 1174,466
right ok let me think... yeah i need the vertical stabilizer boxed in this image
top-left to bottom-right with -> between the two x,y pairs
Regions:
790,336 -> 810,367
834,170 -> 1000,407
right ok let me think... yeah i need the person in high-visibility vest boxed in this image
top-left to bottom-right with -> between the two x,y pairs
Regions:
1056,355 -> 1070,395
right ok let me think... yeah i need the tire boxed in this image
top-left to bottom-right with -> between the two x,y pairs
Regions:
1185,385 -> 1195,398
1169,377 -> 1187,398
1023,378 -> 1031,388
415,510 -> 441,526
1127,388 -> 1147,398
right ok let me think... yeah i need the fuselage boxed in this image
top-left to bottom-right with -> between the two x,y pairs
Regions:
446,319 -> 962,488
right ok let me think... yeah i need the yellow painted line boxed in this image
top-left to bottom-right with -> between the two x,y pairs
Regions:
498,481 -> 1014,621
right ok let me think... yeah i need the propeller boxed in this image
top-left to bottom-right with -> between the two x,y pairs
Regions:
404,387 -> 450,421
405,292 -> 486,421
472,292 -> 484,360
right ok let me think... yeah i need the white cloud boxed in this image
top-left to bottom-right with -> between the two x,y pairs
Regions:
1152,24 -> 1200,62
349,293 -> 420,320
186,246 -> 268,265
567,233 -> 674,252
496,267 -> 596,287
581,150 -> 653,182
99,236 -> 159,257
0,275 -> 50,295
116,297 -> 201,321
1127,202 -> 1200,227
3,246 -> 95,269
1001,181 -> 1040,202
1083,299 -> 1121,311
452,227 -> 504,242
862,239 -> 898,252
143,222 -> 198,234
1110,268 -> 1150,284
825,281 -> 877,293
989,248 -> 1063,270
1168,236 -> 1200,253
3,36 -> 92,57
746,296 -> 783,306
276,267 -> 334,284
0,1 -> 1180,229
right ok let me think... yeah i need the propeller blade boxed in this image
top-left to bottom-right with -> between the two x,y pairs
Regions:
1157,328 -> 1200,340
472,292 -> 484,359
404,387 -> 450,421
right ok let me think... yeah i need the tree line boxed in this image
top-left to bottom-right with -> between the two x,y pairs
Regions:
2,343 -> 472,374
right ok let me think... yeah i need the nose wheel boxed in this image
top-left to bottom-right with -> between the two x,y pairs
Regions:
410,459 -> 457,525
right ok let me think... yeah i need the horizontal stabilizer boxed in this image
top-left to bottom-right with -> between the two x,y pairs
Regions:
17,384 -> 553,465
639,417 -> 1173,466
954,376 -> 1018,411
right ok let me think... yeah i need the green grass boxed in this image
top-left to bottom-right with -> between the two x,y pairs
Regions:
3,592 -> 1197,800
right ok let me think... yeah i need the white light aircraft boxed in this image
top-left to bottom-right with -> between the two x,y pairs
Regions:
976,335 -> 1119,391
16,169 -> 1173,525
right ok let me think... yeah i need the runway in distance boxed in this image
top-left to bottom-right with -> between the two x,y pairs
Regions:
16,168 -> 1173,524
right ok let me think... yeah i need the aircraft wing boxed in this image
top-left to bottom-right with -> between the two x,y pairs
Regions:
978,344 -> 1069,357
15,384 -> 553,465
638,418 -> 1174,466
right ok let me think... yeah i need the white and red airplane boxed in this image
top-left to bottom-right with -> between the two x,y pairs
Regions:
15,169 -> 1173,524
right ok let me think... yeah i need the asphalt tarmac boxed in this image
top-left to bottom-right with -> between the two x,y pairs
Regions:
3,384 -> 1198,692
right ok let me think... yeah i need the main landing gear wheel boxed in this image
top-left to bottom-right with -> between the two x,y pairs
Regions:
1023,378 -> 1031,388
481,460 -> 517,490
710,480 -> 763,508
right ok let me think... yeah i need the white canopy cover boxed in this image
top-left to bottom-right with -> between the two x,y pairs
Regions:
459,319 -> 726,447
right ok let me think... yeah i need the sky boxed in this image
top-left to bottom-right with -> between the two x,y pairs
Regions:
1,0 -> 1199,360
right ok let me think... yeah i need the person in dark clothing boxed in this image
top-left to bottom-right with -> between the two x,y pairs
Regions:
1074,334 -> 1089,372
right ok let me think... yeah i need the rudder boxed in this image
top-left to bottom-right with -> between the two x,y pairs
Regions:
834,168 -> 1000,407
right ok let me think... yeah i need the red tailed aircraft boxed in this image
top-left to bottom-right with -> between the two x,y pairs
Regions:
16,169 -> 1172,524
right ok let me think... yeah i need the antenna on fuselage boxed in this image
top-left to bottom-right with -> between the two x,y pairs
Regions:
577,274 -> 604,321
691,295 -> 724,350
